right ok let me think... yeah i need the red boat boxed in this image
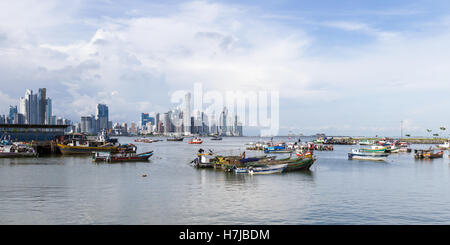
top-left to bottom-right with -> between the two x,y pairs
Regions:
188,137 -> 203,144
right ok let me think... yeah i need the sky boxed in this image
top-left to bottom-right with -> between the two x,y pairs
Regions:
1,0 -> 450,136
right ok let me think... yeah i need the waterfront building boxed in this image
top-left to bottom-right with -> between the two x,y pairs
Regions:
0,124 -> 68,141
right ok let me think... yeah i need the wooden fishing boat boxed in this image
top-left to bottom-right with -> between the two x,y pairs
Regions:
283,157 -> 316,171
414,149 -> 443,159
248,164 -> 288,175
264,145 -> 292,153
58,143 -> 119,155
188,137 -> 203,144
192,152 -> 216,168
348,149 -> 388,161
167,137 -> 184,141
93,151 -> 153,163
388,146 -> 400,153
134,138 -> 159,143
215,155 -> 274,171
296,151 -> 313,159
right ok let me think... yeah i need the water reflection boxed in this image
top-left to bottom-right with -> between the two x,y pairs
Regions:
1,137 -> 450,224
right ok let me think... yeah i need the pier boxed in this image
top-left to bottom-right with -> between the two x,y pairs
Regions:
0,124 -> 68,155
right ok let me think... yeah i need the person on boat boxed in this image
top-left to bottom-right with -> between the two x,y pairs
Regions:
241,151 -> 246,159
198,148 -> 205,154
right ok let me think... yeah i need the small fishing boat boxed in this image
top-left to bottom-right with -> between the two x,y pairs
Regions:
58,131 -> 121,155
134,138 -> 159,143
192,153 -> 216,168
295,151 -> 313,159
167,137 -> 184,141
188,137 -> 203,144
284,157 -> 316,171
414,149 -> 444,159
359,139 -> 375,145
264,145 -> 292,153
93,151 -> 153,163
0,143 -> 37,158
437,141 -> 450,150
248,164 -> 288,175
360,145 -> 388,153
348,149 -> 388,161
388,146 -> 400,153
210,136 -> 223,140
233,167 -> 249,173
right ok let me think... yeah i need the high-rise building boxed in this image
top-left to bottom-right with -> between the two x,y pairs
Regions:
219,107 -> 228,136
163,112 -> 171,134
183,92 -> 191,135
130,122 -> 138,135
141,113 -> 154,129
8,106 -> 17,123
80,115 -> 96,134
37,88 -> 46,125
96,104 -> 109,132
45,98 -> 52,125
155,113 -> 160,133
13,113 -> 26,124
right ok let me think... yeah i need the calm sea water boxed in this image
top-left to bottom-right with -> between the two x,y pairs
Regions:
1,136 -> 450,225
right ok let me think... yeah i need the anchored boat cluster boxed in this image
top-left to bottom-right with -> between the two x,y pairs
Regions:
349,138 -> 448,161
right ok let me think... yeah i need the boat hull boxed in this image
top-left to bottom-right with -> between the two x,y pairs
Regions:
348,153 -> 387,161
0,152 -> 37,158
167,139 -> 183,141
58,144 -> 118,155
248,164 -> 288,175
284,157 -> 316,171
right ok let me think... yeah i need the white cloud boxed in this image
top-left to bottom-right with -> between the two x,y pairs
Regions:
1,0 -> 450,135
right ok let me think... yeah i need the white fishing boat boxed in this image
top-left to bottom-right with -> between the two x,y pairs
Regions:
437,141 -> 450,150
348,149 -> 388,161
0,143 -> 37,158
233,167 -> 249,173
248,163 -> 288,175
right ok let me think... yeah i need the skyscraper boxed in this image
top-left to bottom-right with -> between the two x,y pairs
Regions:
155,113 -> 160,133
8,106 -> 17,123
183,92 -> 191,135
96,104 -> 109,132
45,98 -> 52,125
163,112 -> 171,134
37,88 -> 46,124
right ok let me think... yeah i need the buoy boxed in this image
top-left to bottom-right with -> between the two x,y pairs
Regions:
142,174 -> 147,177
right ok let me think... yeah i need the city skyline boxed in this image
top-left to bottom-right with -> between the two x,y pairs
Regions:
1,1 -> 450,136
